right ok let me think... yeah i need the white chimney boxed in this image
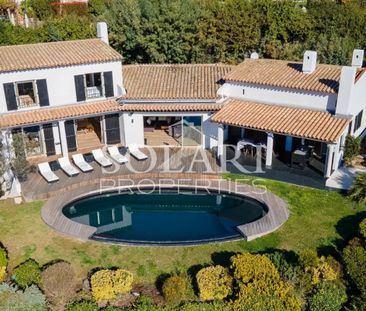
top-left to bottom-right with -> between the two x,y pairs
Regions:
250,52 -> 259,59
352,49 -> 364,68
97,22 -> 109,45
302,51 -> 317,73
336,66 -> 357,117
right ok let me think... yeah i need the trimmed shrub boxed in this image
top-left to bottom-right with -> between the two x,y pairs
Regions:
66,300 -> 99,311
90,268 -> 134,302
232,278 -> 302,311
41,261 -> 78,308
231,253 -> 280,283
0,283 -> 46,311
308,281 -> 347,311
113,268 -> 134,294
230,253 -> 301,310
0,247 -> 7,267
342,238 -> 366,296
299,249 -> 319,269
0,246 -> 7,282
196,265 -> 233,301
162,273 -> 194,306
12,259 -> 42,288
90,269 -> 116,301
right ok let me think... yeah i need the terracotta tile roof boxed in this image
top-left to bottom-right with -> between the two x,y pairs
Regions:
122,64 -> 234,100
0,100 -> 120,128
223,59 -> 342,94
211,99 -> 350,143
0,39 -> 122,73
119,103 -> 223,112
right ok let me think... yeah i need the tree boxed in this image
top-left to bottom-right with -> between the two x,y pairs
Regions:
344,135 -> 361,166
349,173 -> 366,205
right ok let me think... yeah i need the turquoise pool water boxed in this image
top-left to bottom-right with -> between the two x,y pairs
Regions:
62,190 -> 266,244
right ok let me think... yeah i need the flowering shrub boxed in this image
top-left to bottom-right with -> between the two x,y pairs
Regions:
41,261 -> 77,308
12,259 -> 42,288
196,265 -> 233,301
162,273 -> 194,306
90,268 -> 134,302
231,253 -> 280,283
0,283 -> 46,311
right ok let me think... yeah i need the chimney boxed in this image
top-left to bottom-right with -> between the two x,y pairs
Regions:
352,49 -> 364,68
336,66 -> 357,117
302,51 -> 317,73
97,22 -> 109,45
250,52 -> 259,59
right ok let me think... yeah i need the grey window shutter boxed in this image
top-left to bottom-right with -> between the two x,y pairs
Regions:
36,79 -> 50,107
3,83 -> 17,111
104,71 -> 114,97
43,123 -> 56,156
105,114 -> 120,144
74,75 -> 86,102
65,120 -> 77,152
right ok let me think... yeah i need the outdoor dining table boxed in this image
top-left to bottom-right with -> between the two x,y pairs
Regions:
291,145 -> 312,169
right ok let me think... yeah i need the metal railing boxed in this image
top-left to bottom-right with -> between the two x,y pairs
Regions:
86,86 -> 103,99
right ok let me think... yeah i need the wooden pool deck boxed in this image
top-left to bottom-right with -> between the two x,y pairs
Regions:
40,178 -> 289,243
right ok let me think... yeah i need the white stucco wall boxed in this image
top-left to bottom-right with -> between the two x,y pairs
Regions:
0,61 -> 123,113
219,82 -> 337,112
349,73 -> 366,137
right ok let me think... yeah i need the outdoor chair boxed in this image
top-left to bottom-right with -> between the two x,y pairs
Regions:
58,157 -> 80,177
38,162 -> 59,183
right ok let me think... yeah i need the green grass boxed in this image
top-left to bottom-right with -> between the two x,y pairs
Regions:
0,174 -> 365,285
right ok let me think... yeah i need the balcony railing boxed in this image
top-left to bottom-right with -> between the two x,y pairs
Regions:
17,95 -> 39,109
86,86 -> 103,99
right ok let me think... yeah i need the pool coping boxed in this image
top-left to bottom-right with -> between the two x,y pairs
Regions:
41,175 -> 289,243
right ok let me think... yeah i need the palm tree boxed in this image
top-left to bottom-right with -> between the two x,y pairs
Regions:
349,173 -> 366,205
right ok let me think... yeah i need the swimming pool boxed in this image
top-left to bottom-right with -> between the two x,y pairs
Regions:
62,189 -> 267,245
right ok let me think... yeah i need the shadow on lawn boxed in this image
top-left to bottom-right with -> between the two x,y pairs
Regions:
318,210 -> 366,257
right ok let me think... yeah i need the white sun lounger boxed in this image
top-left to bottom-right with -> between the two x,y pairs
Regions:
107,146 -> 128,164
72,154 -> 93,173
129,146 -> 148,161
38,162 -> 59,183
58,157 -> 79,177
92,149 -> 113,167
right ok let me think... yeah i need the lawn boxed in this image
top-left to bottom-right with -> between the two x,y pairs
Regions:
0,174 -> 365,285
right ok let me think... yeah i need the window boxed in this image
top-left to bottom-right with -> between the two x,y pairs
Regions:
354,110 -> 363,133
85,72 -> 104,99
12,126 -> 43,157
15,81 -> 38,108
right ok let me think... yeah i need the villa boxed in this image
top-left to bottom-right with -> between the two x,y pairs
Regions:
0,22 -> 365,194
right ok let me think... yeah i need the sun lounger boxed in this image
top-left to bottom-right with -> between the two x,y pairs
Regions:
107,146 -> 129,164
92,149 -> 113,167
129,146 -> 148,161
58,157 -> 79,177
72,154 -> 93,173
38,162 -> 59,183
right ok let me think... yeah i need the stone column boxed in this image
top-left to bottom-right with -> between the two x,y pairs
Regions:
58,120 -> 68,157
265,132 -> 274,168
324,144 -> 335,178
217,124 -> 224,162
